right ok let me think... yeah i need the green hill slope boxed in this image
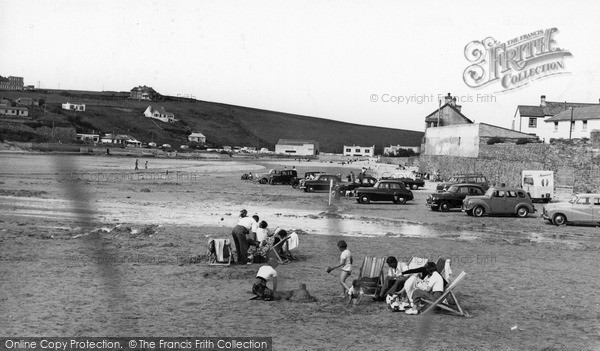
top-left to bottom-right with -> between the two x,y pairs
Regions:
0,90 -> 424,153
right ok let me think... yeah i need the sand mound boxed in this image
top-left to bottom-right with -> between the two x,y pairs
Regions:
281,284 -> 317,303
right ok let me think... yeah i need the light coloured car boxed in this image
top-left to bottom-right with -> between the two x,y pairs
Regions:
542,193 -> 600,226
462,187 -> 536,217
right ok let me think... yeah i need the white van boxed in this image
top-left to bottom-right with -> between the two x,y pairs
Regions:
522,170 -> 554,203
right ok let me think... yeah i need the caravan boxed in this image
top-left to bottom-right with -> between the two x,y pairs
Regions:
522,170 -> 554,203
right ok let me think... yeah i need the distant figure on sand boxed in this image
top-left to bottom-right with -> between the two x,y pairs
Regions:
145,161 -> 148,169
135,159 -> 139,170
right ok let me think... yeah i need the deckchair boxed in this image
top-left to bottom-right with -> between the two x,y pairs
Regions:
357,256 -> 386,296
270,232 -> 299,264
421,268 -> 470,317
207,238 -> 232,266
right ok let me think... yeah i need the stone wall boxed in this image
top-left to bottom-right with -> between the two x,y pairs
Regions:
419,138 -> 600,192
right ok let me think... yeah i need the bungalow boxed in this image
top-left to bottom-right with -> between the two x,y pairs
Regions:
544,105 -> 600,140
144,105 -> 175,123
512,95 -> 600,143
100,133 -> 141,146
62,102 -> 86,111
16,97 -> 35,106
275,139 -> 319,156
188,132 -> 206,144
0,105 -> 28,117
343,145 -> 375,157
76,133 -> 100,144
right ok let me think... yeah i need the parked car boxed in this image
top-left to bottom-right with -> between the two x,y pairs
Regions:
437,173 -> 489,192
255,169 -> 277,184
426,184 -> 485,211
542,193 -> 600,226
269,169 -> 298,185
462,187 -> 536,217
333,176 -> 378,197
301,174 -> 342,192
354,179 -> 414,204
397,177 -> 425,190
291,171 -> 324,189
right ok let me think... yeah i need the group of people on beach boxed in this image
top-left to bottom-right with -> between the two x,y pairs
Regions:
326,241 -> 443,314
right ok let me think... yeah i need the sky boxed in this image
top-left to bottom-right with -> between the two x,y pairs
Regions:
2,0 -> 600,132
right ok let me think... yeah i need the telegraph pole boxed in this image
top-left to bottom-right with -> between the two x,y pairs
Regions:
569,106 -> 574,140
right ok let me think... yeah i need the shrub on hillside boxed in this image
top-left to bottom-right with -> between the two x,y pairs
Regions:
486,137 -> 504,145
516,138 -> 532,145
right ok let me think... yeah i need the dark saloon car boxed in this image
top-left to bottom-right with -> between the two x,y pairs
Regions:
334,176 -> 378,197
426,184 -> 485,212
301,174 -> 343,192
268,169 -> 298,185
436,174 -> 489,192
354,179 -> 414,204
398,177 -> 425,190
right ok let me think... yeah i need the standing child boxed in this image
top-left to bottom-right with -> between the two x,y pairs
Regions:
326,240 -> 352,297
346,279 -> 364,306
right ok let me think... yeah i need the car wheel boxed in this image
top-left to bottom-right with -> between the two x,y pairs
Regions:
439,201 -> 451,212
268,178 -> 275,185
473,206 -> 485,217
430,206 -> 439,211
395,196 -> 407,204
553,213 -> 567,226
259,178 -> 267,184
516,206 -> 529,218
360,194 -> 371,204
307,186 -> 315,193
356,197 -> 363,204
411,184 -> 418,190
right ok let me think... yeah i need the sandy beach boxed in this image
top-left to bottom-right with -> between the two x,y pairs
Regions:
1,152 -> 599,350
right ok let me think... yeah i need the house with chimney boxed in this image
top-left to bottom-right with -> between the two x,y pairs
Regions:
422,93 -> 537,157
130,86 -> 159,101
188,132 -> 206,144
544,105 -> 600,140
512,95 -> 600,142
144,105 -> 175,123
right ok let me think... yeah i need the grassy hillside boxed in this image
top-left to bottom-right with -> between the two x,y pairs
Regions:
0,90 -> 424,153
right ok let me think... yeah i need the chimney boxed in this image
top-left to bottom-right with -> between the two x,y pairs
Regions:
452,97 -> 457,106
444,93 -> 452,105
540,95 -> 546,106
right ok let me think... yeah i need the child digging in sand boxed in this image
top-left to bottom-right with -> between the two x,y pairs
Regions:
346,279 -> 364,306
326,240 -> 352,297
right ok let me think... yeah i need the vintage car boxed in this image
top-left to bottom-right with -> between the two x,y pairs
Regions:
301,174 -> 343,192
462,187 -> 536,217
426,183 -> 485,211
354,179 -> 414,204
397,177 -> 425,190
542,193 -> 600,226
268,169 -> 298,185
255,169 -> 277,184
333,176 -> 378,197
291,171 -> 325,189
437,173 -> 489,192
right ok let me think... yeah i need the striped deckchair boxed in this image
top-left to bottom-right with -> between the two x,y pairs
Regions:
357,256 -> 386,296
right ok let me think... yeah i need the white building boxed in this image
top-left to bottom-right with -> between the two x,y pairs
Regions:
544,105 -> 600,140
144,105 -> 175,123
0,105 -> 28,117
188,132 -> 206,144
512,95 -> 599,143
343,145 -> 375,157
62,102 -> 85,111
76,133 -> 100,144
275,139 -> 319,156
423,123 -> 538,157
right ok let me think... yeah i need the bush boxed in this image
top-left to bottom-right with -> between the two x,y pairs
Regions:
486,137 -> 504,145
515,138 -> 532,145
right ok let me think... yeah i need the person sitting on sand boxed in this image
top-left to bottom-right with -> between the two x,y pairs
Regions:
326,240 -> 352,297
346,279 -> 364,306
372,256 -> 406,302
247,221 -> 271,263
399,262 -> 444,315
272,228 -> 294,261
251,259 -> 279,301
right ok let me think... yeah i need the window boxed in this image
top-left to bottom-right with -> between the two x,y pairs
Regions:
389,183 -> 400,189
528,118 -> 537,128
576,197 -> 590,205
355,148 -> 360,153
493,191 -> 505,197
594,198 -> 600,206
523,177 -> 534,186
458,187 -> 469,194
582,120 -> 588,130
345,148 -> 351,152
506,191 -> 518,198
554,122 -> 558,131
458,137 -> 461,145
472,188 -> 484,195
518,192 -> 526,198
